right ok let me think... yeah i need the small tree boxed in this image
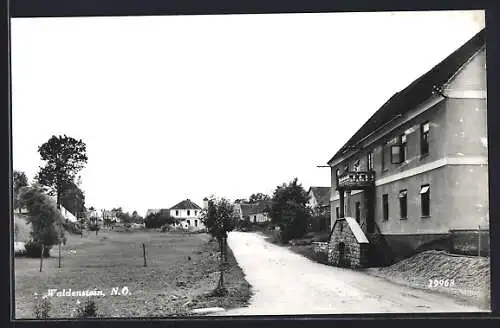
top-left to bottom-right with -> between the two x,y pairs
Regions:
268,178 -> 311,244
144,210 -> 177,229
13,170 -> 29,213
200,196 -> 236,290
201,197 -> 235,260
19,185 -> 66,272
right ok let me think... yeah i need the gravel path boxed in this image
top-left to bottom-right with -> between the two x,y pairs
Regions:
218,231 -> 487,315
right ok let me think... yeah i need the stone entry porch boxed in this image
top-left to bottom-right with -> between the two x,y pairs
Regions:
328,217 -> 369,268
328,170 -> 375,268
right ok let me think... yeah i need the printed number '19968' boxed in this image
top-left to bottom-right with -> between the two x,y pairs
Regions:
428,279 -> 455,288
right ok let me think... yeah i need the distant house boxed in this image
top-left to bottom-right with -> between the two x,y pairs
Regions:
308,187 -> 331,216
307,187 -> 331,232
101,210 -> 119,224
236,200 -> 272,224
170,199 -> 205,230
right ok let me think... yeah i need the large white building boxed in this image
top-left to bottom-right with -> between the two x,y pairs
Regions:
170,199 -> 205,230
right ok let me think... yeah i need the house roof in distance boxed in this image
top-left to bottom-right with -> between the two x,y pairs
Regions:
308,187 -> 331,207
240,200 -> 273,217
327,28 -> 485,165
170,199 -> 202,210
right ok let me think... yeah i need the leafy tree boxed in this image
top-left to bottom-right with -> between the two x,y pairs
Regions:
144,210 -> 177,229
249,193 -> 270,203
200,196 -> 236,292
131,211 -> 144,224
112,208 -> 133,224
13,170 -> 29,213
35,135 -> 88,211
200,196 -> 236,262
268,178 -> 311,243
19,185 -> 66,271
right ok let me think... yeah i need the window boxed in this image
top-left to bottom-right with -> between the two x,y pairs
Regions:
254,216 -> 257,223
187,210 -> 190,216
382,194 -> 389,221
420,185 -> 430,217
354,160 -> 360,172
187,219 -> 191,225
421,122 -> 430,155
335,207 -> 340,219
381,144 -> 386,171
355,202 -> 361,223
400,134 -> 407,162
399,190 -> 407,219
175,210 -> 179,216
367,151 -> 373,171
195,220 -> 198,227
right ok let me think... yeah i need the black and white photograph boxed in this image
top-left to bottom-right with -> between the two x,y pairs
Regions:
11,9 -> 489,318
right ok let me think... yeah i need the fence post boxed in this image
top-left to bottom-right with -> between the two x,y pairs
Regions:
143,243 -> 147,267
478,225 -> 481,257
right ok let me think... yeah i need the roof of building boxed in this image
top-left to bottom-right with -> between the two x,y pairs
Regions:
170,199 -> 202,210
344,217 -> 369,244
240,200 -> 273,217
308,187 -> 331,207
327,28 -> 485,165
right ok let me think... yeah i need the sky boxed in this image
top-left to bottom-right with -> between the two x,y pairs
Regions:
11,10 -> 485,216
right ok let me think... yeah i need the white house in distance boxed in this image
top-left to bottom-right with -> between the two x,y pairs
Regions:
170,199 -> 205,230
235,200 -> 273,224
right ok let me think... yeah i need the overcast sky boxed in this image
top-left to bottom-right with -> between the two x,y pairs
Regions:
11,10 -> 485,216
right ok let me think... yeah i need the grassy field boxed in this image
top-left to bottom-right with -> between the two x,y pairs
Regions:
14,230 -> 251,318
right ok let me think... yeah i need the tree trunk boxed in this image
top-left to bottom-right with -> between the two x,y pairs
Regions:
56,190 -> 63,268
218,237 -> 223,261
39,244 -> 44,272
58,243 -> 61,268
218,265 -> 224,288
223,237 -> 228,263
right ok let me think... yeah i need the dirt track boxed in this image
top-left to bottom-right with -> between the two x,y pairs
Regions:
219,232 -> 488,315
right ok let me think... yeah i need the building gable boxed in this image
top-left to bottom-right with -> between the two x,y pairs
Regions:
443,47 -> 486,96
170,199 -> 202,210
327,28 -> 485,166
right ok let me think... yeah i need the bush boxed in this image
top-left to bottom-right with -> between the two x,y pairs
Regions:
312,233 -> 330,242
33,296 -> 51,319
75,299 -> 98,318
88,223 -> 100,232
160,224 -> 171,232
24,240 -> 51,258
63,220 -> 82,235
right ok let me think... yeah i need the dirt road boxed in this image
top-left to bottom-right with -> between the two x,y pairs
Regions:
219,231 -> 487,315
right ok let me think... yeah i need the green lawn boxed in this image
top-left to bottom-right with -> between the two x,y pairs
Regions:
14,230 -> 251,318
